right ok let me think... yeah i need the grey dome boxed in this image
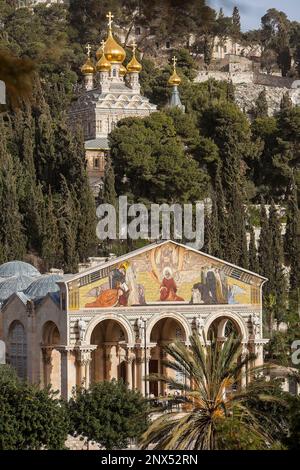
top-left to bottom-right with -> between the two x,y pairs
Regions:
0,275 -> 34,302
23,274 -> 63,299
0,261 -> 40,279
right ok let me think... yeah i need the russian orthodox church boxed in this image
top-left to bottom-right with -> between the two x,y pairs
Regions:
68,12 -> 184,194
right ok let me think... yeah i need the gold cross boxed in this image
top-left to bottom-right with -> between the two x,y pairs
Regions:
86,43 -> 91,57
131,40 -> 137,54
172,56 -> 177,68
106,11 -> 114,29
101,39 -> 106,52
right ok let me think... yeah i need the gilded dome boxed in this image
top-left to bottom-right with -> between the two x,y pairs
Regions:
119,64 -> 127,76
168,56 -> 181,87
104,31 -> 126,63
127,54 -> 142,73
81,57 -> 95,75
96,52 -> 111,72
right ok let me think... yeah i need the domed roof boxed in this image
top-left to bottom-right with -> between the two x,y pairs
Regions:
0,275 -> 34,302
96,52 -> 112,72
168,69 -> 181,87
0,261 -> 40,279
81,57 -> 96,75
23,274 -> 63,300
104,31 -> 126,64
127,54 -> 142,73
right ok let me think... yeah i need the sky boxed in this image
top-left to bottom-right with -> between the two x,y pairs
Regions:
208,0 -> 300,31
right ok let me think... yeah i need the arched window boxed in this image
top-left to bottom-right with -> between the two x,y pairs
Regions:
8,321 -> 27,380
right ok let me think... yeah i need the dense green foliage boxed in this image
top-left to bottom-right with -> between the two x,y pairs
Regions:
0,365 -> 69,450
68,380 -> 149,449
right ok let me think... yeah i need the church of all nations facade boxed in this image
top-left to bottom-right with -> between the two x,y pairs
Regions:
0,13 -> 269,399
0,240 -> 268,399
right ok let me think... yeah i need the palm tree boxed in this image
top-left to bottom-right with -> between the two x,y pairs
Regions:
141,334 -> 286,450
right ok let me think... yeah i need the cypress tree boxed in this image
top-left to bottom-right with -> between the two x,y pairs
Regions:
0,119 -> 26,263
58,177 -> 79,273
248,225 -> 259,273
254,88 -> 268,118
232,6 -> 241,39
102,154 -> 117,206
268,200 -> 287,323
285,185 -> 300,307
204,191 -> 220,257
42,189 -> 63,271
280,91 -> 293,112
226,80 -> 235,102
258,201 -> 273,282
215,169 -> 227,260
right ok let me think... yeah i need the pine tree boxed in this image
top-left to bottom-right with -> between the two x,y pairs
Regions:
248,225 -> 259,273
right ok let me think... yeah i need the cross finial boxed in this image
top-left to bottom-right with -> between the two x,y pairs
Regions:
172,56 -> 177,69
101,39 -> 106,52
86,43 -> 92,57
106,11 -> 114,30
131,40 -> 137,54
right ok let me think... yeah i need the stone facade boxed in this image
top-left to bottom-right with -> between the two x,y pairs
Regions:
1,240 -> 268,400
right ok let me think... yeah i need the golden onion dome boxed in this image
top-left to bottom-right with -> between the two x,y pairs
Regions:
96,52 -> 111,72
104,30 -> 126,63
81,57 -> 95,75
127,54 -> 142,73
119,64 -> 127,76
168,57 -> 181,86
168,69 -> 181,86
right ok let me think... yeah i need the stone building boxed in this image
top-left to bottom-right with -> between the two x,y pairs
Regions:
68,12 -> 157,194
0,240 -> 268,399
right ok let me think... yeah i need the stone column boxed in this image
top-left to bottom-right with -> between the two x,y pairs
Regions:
126,350 -> 135,390
141,348 -> 151,397
41,347 -> 53,388
241,343 -> 249,388
75,347 -> 96,389
103,344 -> 112,381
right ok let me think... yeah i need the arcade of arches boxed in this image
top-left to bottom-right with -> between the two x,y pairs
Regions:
5,312 -> 263,399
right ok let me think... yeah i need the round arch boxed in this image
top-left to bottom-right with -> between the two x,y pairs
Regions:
146,311 -> 192,344
85,314 -> 135,346
204,311 -> 249,343
42,320 -> 61,346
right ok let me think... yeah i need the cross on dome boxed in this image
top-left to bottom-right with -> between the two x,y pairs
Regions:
86,43 -> 92,57
107,11 -> 114,30
172,56 -> 177,69
131,40 -> 137,54
101,39 -> 106,52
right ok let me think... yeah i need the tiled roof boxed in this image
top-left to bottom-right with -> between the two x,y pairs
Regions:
85,138 -> 110,150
